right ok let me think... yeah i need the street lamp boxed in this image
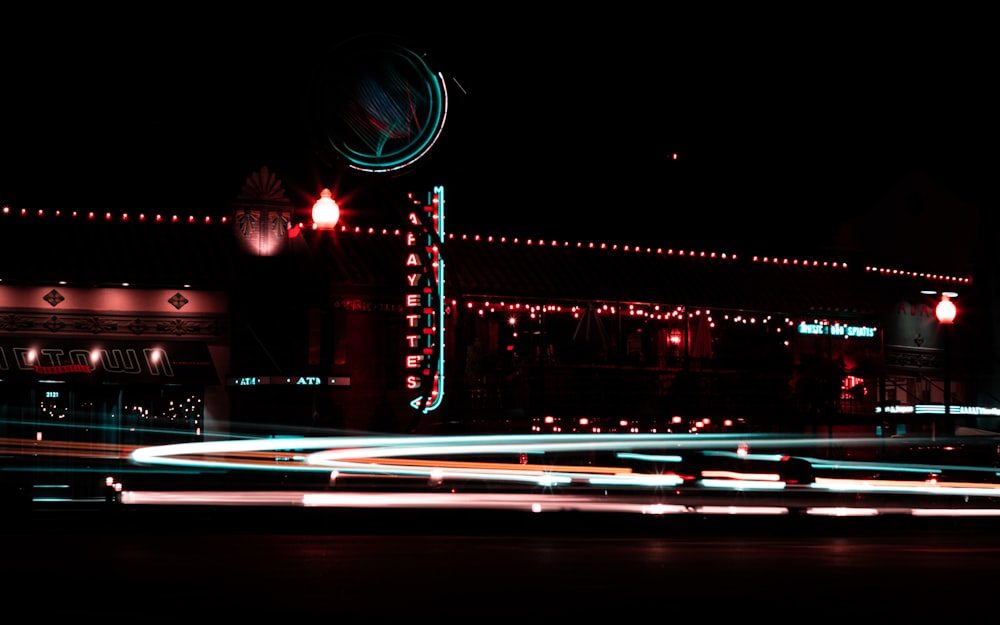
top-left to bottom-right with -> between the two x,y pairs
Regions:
934,292 -> 958,442
312,188 -> 340,230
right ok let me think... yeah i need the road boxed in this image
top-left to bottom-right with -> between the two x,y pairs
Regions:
7,431 -> 1000,620
8,503 -> 1000,621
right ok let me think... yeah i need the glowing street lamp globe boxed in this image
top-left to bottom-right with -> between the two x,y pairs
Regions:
935,295 -> 957,325
312,188 -> 340,230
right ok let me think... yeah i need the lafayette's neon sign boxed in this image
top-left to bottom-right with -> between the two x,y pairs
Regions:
404,187 -> 445,413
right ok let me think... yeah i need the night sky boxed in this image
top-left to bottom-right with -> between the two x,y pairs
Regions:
2,9 -> 994,256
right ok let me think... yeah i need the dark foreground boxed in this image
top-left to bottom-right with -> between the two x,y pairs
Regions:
7,501 -> 1000,621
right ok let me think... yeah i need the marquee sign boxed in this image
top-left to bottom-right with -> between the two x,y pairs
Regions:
404,186 -> 445,413
226,375 -> 352,387
0,339 -> 219,384
797,322 -> 877,338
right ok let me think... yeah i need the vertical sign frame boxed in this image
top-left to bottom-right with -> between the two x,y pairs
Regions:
404,186 -> 445,414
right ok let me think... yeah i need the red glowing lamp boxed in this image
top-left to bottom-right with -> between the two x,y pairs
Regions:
935,295 -> 957,325
312,188 -> 340,230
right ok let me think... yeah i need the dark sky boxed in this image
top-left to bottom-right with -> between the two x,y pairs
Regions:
2,9 -> 994,255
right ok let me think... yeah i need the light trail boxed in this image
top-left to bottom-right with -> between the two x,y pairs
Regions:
115,489 -> 1000,519
0,436 -> 136,461
121,433 -> 1000,511
7,430 -> 1000,517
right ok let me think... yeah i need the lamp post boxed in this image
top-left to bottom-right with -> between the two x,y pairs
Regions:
934,293 -> 957,442
308,188 -> 341,423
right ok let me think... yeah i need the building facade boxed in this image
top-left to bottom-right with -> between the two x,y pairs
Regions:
0,169 -> 992,499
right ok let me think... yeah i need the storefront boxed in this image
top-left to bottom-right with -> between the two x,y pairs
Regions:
0,175 -> 986,450
0,282 -> 230,496
220,179 -> 983,437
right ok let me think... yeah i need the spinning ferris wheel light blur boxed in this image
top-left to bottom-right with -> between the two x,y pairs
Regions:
315,33 -> 448,174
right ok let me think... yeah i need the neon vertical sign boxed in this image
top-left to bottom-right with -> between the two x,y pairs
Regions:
405,186 -> 445,413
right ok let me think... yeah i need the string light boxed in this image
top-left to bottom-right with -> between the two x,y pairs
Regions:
0,208 -> 971,284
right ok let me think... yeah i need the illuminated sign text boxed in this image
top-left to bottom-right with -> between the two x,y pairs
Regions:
797,323 -> 876,338
404,186 -> 445,413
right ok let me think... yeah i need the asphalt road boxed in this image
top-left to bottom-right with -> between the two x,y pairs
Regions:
8,504 -> 1000,621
